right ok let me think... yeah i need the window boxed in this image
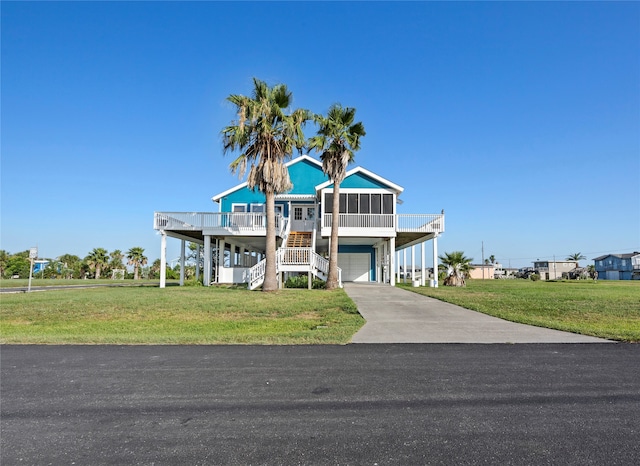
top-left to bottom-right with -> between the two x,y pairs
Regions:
359,195 -> 370,214
250,203 -> 265,213
348,194 -> 359,213
383,194 -> 393,214
323,192 -> 395,216
339,194 -> 347,213
306,207 -> 315,220
325,194 -> 333,213
232,204 -> 246,213
371,194 -> 381,214
294,207 -> 303,220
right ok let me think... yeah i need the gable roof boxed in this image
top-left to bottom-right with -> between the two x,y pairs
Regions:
593,252 -> 640,261
315,166 -> 404,194
211,155 -> 323,203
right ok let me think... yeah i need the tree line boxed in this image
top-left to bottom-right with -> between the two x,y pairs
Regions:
0,247 -> 150,280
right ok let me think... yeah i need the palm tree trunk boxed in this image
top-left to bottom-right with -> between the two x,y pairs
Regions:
262,190 -> 278,292
326,184 -> 341,290
95,266 -> 101,280
134,264 -> 139,281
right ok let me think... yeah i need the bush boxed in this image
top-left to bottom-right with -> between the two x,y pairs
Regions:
530,273 -> 540,281
285,275 -> 325,289
183,278 -> 203,287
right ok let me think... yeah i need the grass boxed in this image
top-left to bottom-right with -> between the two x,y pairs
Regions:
399,279 -> 640,342
0,286 -> 364,345
0,278 -> 164,288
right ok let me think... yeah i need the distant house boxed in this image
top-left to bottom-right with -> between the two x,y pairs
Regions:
154,155 -> 445,288
593,252 -> 640,280
468,264 -> 494,280
532,260 -> 578,281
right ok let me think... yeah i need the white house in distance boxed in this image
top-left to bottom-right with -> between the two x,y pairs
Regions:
153,155 -> 444,289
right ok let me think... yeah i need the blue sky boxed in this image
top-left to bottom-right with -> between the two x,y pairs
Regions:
2,1 -> 639,269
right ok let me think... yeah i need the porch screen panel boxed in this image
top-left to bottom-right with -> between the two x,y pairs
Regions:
371,194 -> 381,214
359,194 -> 370,214
339,194 -> 347,213
348,194 -> 359,213
324,193 -> 333,213
383,194 -> 393,214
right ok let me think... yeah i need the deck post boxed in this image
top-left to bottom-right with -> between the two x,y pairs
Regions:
204,235 -> 211,286
179,240 -> 185,286
411,245 -> 415,284
421,241 -> 426,286
218,240 -> 225,283
389,237 -> 396,286
403,249 -> 407,284
195,244 -> 201,282
432,234 -> 439,287
160,231 -> 167,289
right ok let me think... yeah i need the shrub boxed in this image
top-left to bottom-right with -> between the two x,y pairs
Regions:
285,275 -> 325,289
530,273 -> 540,281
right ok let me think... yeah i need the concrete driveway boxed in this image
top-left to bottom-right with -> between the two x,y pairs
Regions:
344,283 -> 612,343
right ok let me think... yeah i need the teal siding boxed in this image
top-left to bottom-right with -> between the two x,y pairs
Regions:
219,158 -> 326,212
220,188 -> 266,212
340,172 -> 388,189
287,158 -> 329,194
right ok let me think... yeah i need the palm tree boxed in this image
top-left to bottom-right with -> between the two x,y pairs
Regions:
85,248 -> 109,280
438,251 -> 474,287
127,247 -> 148,280
308,104 -> 366,290
566,252 -> 586,264
222,77 -> 310,292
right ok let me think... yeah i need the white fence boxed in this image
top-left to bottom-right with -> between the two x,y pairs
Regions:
154,212 -> 283,234
322,213 -> 444,233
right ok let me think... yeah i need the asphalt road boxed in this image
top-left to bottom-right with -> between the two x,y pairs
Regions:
2,344 -> 639,465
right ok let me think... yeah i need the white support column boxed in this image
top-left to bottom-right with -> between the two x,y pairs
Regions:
204,235 -> 211,286
229,243 -> 236,267
403,249 -> 407,284
160,231 -> 167,289
218,240 -> 226,283
195,244 -> 201,282
411,245 -> 415,284
432,234 -> 439,287
179,240 -> 185,286
389,237 -> 396,286
421,241 -> 426,287
240,247 -> 246,267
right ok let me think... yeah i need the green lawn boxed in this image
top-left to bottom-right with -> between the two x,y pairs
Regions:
0,286 -> 364,344
400,279 -> 640,342
2,280 -> 638,344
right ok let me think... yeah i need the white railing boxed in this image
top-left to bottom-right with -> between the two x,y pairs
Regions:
249,259 -> 267,290
323,213 -> 395,229
322,213 -> 445,233
154,212 -> 284,235
278,247 -> 312,265
248,248 -> 342,290
397,214 -> 445,233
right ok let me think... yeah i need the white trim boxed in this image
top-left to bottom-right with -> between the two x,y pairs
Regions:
285,154 -> 323,168
315,166 -> 404,194
250,203 -> 265,213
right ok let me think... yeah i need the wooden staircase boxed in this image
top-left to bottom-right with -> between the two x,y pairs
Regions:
287,232 -> 312,248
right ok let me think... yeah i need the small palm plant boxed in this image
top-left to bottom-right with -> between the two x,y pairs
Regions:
439,251 -> 474,287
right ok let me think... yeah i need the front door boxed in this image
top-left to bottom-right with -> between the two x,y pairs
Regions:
291,205 -> 316,232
